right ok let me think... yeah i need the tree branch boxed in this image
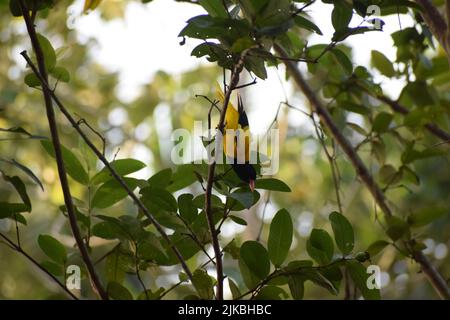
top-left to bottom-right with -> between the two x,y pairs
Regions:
275,44 -> 450,300
415,0 -> 450,63
0,232 -> 78,300
21,51 -> 194,283
204,48 -> 253,300
360,87 -> 450,144
18,0 -> 108,300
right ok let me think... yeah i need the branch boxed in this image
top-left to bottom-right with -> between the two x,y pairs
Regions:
204,47 -> 254,300
0,232 -> 78,300
275,44 -> 450,300
374,94 -> 450,144
18,0 -> 108,300
415,0 -> 450,62
21,52 -> 194,283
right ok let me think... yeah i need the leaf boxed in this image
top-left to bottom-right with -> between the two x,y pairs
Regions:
40,261 -> 64,277
228,278 -> 241,300
293,15 -> 322,35
371,50 -> 395,77
192,269 -> 215,300
385,216 -> 410,241
91,178 -> 139,208
346,260 -> 381,300
147,168 -> 172,189
1,158 -> 44,191
140,186 -> 178,213
329,211 -> 354,255
331,2 -> 352,32
372,112 -> 393,133
199,0 -> 228,18
167,164 -> 198,192
91,159 -> 146,185
3,175 -> 31,211
177,194 -> 198,223
240,241 -> 270,280
36,34 -> 56,72
366,240 -> 390,258
408,207 -> 448,228
255,285 -> 287,300
24,73 -> 41,87
268,209 -> 293,267
288,275 -> 305,300
38,234 -> 67,264
229,191 -> 253,209
41,140 -> 89,185
50,66 -> 70,82
229,215 -> 247,226
331,48 -> 352,74
254,178 -> 291,192
107,282 -> 133,300
306,229 -> 334,265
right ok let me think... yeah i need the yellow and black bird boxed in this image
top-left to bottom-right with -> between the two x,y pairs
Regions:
216,85 -> 257,191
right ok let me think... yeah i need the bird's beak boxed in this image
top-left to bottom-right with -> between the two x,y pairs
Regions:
249,179 -> 255,192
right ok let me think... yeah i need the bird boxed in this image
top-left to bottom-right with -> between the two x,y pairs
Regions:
216,84 -> 257,192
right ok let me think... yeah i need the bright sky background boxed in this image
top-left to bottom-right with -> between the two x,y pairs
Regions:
69,0 -> 414,135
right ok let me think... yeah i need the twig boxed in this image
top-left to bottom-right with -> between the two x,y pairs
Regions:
20,52 -> 193,283
0,232 -> 78,300
204,47 -> 254,300
275,44 -> 450,300
18,0 -> 108,300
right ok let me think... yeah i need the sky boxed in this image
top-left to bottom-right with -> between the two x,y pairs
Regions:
69,0 -> 414,135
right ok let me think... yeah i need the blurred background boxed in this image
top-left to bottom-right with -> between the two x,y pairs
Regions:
0,0 -> 448,299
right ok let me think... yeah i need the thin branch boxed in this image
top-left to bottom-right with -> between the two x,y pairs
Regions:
359,85 -> 450,144
18,0 -> 108,300
414,0 -> 450,62
275,43 -> 450,300
0,232 -> 78,300
204,47 -> 255,300
20,52 -> 193,283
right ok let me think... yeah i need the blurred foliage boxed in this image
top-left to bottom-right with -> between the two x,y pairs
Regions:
0,0 -> 449,300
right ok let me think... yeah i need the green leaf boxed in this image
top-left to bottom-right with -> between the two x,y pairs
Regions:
329,212 -> 354,255
255,285 -> 287,300
41,140 -> 89,185
36,34 -> 57,72
38,234 -> 67,264
9,0 -> 22,17
240,241 -> 270,280
229,191 -> 254,209
408,207 -> 448,228
40,260 -> 64,277
372,112 -> 393,133
91,159 -> 146,185
366,240 -> 390,258
107,282 -> 133,300
239,258 -> 261,289
254,178 -> 291,192
140,186 -> 178,213
3,175 -> 31,211
371,50 -> 395,77
293,15 -> 322,35
268,209 -> 293,267
346,260 -> 380,300
288,275 -> 305,300
24,73 -> 41,87
228,278 -> 241,300
167,164 -> 198,192
229,215 -> 247,226
177,194 -> 198,223
331,2 -> 352,32
199,0 -> 228,18
49,66 -> 70,82
147,168 -> 172,189
91,178 -> 139,208
331,48 -> 352,74
306,229 -> 334,265
385,216 -> 410,241
192,269 -> 215,300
